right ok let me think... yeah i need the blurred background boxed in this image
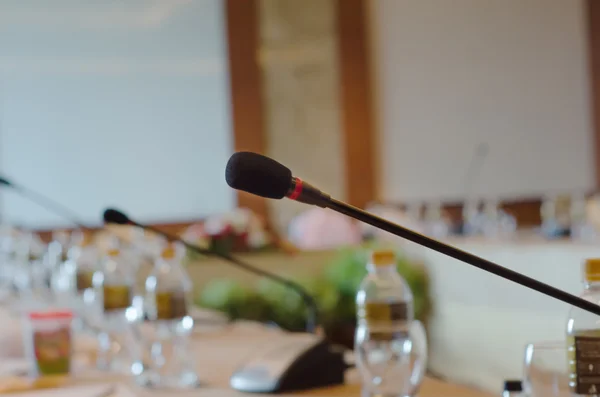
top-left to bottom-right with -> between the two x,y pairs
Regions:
0,0 -> 596,236
0,1 -> 599,392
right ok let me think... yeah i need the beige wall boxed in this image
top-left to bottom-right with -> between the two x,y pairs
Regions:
370,0 -> 594,203
258,0 -> 346,232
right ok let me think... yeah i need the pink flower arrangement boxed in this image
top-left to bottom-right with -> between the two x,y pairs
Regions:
181,208 -> 272,255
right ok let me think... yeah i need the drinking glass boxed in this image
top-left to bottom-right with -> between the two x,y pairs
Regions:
523,341 -> 570,397
356,320 -> 427,397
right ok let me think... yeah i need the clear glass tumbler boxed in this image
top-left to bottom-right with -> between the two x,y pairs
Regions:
523,341 -> 570,397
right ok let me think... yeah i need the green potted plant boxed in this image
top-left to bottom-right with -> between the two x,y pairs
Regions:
196,244 -> 431,348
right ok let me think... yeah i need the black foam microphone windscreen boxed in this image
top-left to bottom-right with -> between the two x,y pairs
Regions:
225,152 -> 293,199
103,208 -> 131,225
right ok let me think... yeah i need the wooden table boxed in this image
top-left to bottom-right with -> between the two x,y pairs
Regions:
119,322 -> 496,397
0,309 -> 495,397
152,377 -> 496,397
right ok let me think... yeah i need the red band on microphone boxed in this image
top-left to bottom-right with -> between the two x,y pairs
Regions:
288,178 -> 303,200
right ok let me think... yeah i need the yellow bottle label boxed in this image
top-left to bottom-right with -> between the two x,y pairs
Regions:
103,285 -> 132,312
357,302 -> 410,341
568,330 -> 600,395
369,330 -> 410,342
75,271 -> 94,292
358,301 -> 409,323
155,291 -> 188,320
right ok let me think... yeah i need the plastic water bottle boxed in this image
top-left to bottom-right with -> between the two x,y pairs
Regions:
355,250 -> 427,397
71,236 -> 101,333
114,232 -> 145,322
50,234 -> 98,323
46,231 -> 71,292
130,229 -> 166,320
138,243 -> 198,389
566,258 -> 600,396
93,247 -> 142,375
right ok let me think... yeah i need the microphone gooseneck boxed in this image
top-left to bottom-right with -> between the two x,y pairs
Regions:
0,177 -> 12,187
102,208 -> 319,333
1,175 -> 88,230
225,151 -> 600,317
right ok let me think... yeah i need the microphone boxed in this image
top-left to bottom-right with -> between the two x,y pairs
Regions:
225,152 -> 331,207
0,175 -> 88,230
104,209 -> 349,393
103,208 -> 319,333
225,151 -> 600,317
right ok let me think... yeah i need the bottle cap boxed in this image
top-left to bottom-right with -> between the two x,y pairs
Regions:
162,245 -> 176,259
80,233 -> 93,247
503,380 -> 522,392
585,258 -> 600,282
370,250 -> 396,267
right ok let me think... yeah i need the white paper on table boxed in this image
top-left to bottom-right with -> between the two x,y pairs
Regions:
0,383 -> 136,397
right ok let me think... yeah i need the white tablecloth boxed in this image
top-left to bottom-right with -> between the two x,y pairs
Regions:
421,237 -> 600,392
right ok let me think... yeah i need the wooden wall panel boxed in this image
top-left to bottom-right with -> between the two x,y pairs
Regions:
336,0 -> 377,209
35,221 -> 192,244
445,199 -> 542,228
375,198 -> 544,229
226,0 -> 269,221
589,0 -> 600,189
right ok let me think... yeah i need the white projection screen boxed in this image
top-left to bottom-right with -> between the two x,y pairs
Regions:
371,0 -> 595,203
0,0 -> 235,228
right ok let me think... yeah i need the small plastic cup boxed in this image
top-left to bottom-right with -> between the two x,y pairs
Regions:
23,311 -> 73,377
